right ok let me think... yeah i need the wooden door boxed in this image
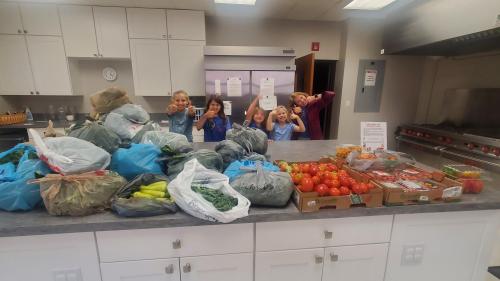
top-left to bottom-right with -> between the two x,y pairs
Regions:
0,35 -> 34,95
19,4 -> 61,36
168,40 -> 205,96
166,10 -> 205,40
255,248 -> 324,281
101,258 -> 181,281
59,5 -> 99,58
0,3 -> 23,35
180,253 -> 253,281
295,53 -> 315,95
127,8 -> 167,39
93,7 -> 130,58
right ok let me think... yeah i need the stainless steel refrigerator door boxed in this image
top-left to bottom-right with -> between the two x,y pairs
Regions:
251,71 -> 295,108
205,70 -> 251,125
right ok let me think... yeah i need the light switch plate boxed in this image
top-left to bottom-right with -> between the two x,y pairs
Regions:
401,244 -> 425,266
52,268 -> 83,281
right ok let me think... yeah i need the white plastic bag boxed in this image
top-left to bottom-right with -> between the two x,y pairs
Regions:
28,129 -> 111,175
104,112 -> 145,140
168,159 -> 250,223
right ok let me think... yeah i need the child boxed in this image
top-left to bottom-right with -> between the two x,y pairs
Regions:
266,106 -> 305,141
166,90 -> 195,142
243,94 -> 267,133
196,95 -> 231,142
289,91 -> 335,140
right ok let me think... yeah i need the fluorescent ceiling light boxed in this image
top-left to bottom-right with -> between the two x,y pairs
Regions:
344,0 -> 397,10
214,0 -> 256,5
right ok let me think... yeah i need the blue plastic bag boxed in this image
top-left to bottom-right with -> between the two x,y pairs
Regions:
224,160 -> 279,182
0,143 -> 35,182
110,143 -> 164,180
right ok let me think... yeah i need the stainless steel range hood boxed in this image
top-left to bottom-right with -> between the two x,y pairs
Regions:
383,0 -> 500,56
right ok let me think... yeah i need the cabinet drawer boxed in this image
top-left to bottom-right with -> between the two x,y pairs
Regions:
256,215 -> 393,251
101,258 -> 180,281
97,223 -> 253,262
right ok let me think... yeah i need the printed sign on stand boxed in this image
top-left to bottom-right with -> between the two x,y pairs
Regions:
360,122 -> 387,152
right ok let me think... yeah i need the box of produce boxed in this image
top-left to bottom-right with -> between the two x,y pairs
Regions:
346,150 -> 416,172
364,166 -> 443,182
277,159 -> 383,213
442,164 -> 484,193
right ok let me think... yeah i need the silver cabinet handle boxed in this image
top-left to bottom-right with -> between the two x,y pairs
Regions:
330,253 -> 339,262
165,264 -> 174,274
162,34 -> 166,38
324,230 -> 333,239
18,29 -> 22,34
315,255 -> 323,264
168,34 -> 172,38
183,263 -> 191,273
99,54 -> 103,57
36,91 -> 40,95
93,54 -> 97,57
30,91 -> 34,95
23,30 -> 27,34
172,239 -> 181,249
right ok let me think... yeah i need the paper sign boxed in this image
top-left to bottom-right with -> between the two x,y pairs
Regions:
259,96 -> 277,111
223,101 -> 232,116
360,122 -> 387,152
364,69 -> 377,87
227,77 -> 242,97
260,78 -> 275,97
214,79 -> 221,95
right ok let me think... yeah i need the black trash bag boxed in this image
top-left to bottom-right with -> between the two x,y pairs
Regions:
68,121 -> 122,153
165,149 -> 224,179
111,173 -> 177,217
226,123 -> 268,155
215,140 -> 246,169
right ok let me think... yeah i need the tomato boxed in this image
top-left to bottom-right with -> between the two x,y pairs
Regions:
367,182 -> 375,190
352,184 -> 362,195
328,188 -> 341,196
349,178 -> 357,187
314,184 -> 329,196
319,164 -> 327,171
339,176 -> 351,187
324,172 -> 334,181
359,183 -> 368,194
309,165 -> 319,176
339,186 -> 351,195
312,175 -> 321,185
279,163 -> 288,172
301,164 -> 311,174
330,180 -> 340,189
300,178 -> 314,192
302,173 -> 312,178
317,171 -> 326,179
291,164 -> 301,173
338,169 -> 348,177
292,173 -> 303,185
327,164 -> 338,172
323,179 -> 333,187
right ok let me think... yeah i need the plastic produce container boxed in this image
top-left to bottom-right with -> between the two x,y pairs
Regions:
442,164 -> 482,179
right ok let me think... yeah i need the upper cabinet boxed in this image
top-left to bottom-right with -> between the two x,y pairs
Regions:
0,3 -> 23,35
126,8 -> 167,39
169,40 -> 205,96
19,4 -> 61,36
166,10 -> 205,40
93,7 -> 130,58
0,35 -> 35,95
59,5 -> 98,57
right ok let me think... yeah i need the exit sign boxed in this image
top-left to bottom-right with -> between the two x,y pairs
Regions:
311,42 -> 320,51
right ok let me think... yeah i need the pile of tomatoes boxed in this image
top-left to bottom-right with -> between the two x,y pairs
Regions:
279,161 -> 375,196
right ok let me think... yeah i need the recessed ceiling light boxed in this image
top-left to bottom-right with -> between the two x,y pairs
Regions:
344,0 -> 397,10
214,0 -> 256,5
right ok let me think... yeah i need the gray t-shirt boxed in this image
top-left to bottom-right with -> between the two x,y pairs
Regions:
168,109 -> 194,142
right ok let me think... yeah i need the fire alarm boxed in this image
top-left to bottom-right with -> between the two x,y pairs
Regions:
311,42 -> 320,51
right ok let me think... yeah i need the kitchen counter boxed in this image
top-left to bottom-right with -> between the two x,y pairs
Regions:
0,140 -> 499,237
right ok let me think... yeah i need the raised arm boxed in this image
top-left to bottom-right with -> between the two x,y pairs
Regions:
309,91 -> 335,110
196,110 -> 215,130
166,103 -> 177,116
291,113 -> 306,133
266,110 -> 276,131
187,101 -> 195,117
245,94 -> 261,121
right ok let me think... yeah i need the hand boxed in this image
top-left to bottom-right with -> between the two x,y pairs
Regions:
188,102 -> 195,115
204,110 -> 216,119
292,106 -> 302,115
306,95 -> 317,103
290,113 -> 299,120
167,104 -> 177,114
270,110 -> 277,116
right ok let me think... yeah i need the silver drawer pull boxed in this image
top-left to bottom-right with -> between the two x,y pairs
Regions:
172,239 -> 181,249
324,230 -> 333,239
183,263 -> 191,273
165,264 -> 174,274
330,253 -> 339,262
315,255 -> 323,264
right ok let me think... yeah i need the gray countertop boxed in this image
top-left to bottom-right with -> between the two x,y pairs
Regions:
1,140 -> 499,237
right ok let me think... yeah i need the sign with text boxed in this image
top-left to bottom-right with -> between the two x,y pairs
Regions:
360,122 -> 387,152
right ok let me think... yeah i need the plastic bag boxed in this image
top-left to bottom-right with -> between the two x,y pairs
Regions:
111,173 -> 177,217
111,104 -> 150,124
226,123 -> 268,155
68,121 -> 121,153
141,131 -> 193,156
33,171 -> 126,216
131,122 -> 160,143
29,129 -> 111,175
224,160 -> 279,181
242,152 -> 268,162
110,144 -> 164,180
168,159 -> 250,223
90,87 -> 130,119
0,143 -> 37,181
104,112 -> 145,141
215,140 -> 246,169
346,150 -> 416,171
164,149 -> 223,179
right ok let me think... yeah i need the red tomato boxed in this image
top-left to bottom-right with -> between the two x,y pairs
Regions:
292,164 -> 301,173
349,178 -> 357,187
359,183 -> 368,194
312,176 -> 321,185
279,163 -> 288,172
338,169 -> 348,177
324,172 -> 334,181
352,184 -> 362,195
328,188 -> 341,196
339,186 -> 351,195
292,173 -> 303,185
309,165 -> 319,176
327,164 -> 338,172
300,178 -> 314,192
323,179 -> 333,187
367,182 -> 375,190
339,176 -> 351,187
314,184 -> 329,196
319,164 -> 327,171
301,164 -> 311,174
330,180 -> 340,189
317,171 -> 326,179
302,173 -> 312,178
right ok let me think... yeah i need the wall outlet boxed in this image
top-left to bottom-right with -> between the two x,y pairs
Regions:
52,268 -> 83,281
401,244 -> 425,266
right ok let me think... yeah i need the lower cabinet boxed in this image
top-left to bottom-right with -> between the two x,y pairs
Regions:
101,258 -> 181,281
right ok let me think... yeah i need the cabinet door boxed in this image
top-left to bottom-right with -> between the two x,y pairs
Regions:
166,10 -> 205,40
255,248 -> 324,281
19,4 -> 61,36
59,5 -> 99,58
0,35 -> 34,95
323,244 -> 388,281
0,3 -> 23,35
168,40 -> 205,96
26,36 -> 72,95
93,7 -> 130,58
101,258 -> 180,281
180,253 -> 253,281
127,8 -> 167,39
130,39 -> 172,96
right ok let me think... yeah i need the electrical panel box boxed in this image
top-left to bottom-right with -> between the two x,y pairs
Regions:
354,59 -> 385,113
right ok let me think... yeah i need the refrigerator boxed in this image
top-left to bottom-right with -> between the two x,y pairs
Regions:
205,70 -> 295,125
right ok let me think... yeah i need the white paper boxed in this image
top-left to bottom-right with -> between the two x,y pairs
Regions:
226,77 -> 242,97
214,79 -> 221,95
223,101 -> 232,116
360,121 -> 387,152
364,69 -> 377,87
260,78 -> 275,97
259,96 -> 277,111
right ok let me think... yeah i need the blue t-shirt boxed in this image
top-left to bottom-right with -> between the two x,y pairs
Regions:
272,122 -> 295,141
298,107 -> 310,139
203,116 -> 231,142
168,109 -> 194,142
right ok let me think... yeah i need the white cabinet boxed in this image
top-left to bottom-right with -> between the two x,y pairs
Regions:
255,248 -> 324,281
130,39 -> 172,96
0,2 -> 23,35
0,35 -> 35,95
180,253 -> 253,281
59,5 -> 99,57
19,4 -> 61,36
127,8 -> 167,39
168,40 -> 205,96
93,6 -> 130,58
101,258 -> 181,281
166,10 -> 205,40
323,244 -> 388,281
26,36 -> 72,95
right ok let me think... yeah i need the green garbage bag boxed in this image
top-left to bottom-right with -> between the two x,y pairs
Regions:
68,121 -> 121,153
